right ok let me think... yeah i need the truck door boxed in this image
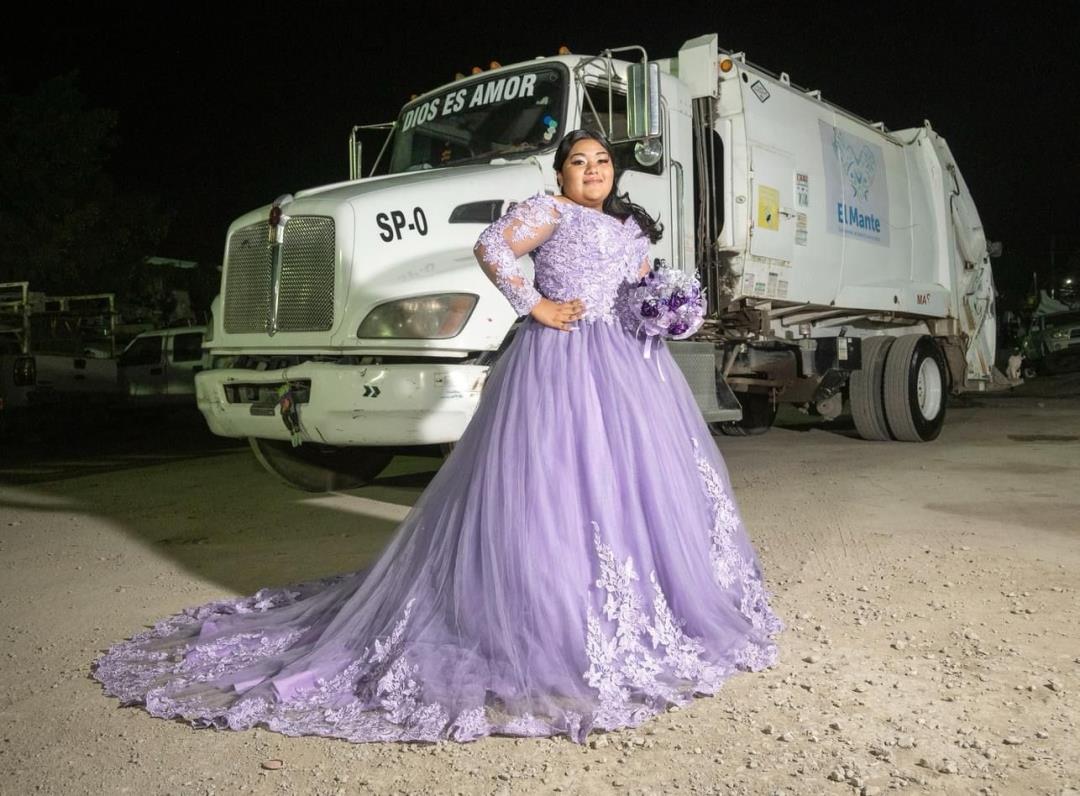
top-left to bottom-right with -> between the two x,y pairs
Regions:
118,335 -> 165,400
167,331 -> 205,400
749,147 -> 795,265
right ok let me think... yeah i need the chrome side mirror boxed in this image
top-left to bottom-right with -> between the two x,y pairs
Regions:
627,61 -> 661,139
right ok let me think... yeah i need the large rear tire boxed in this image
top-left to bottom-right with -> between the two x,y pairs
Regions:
249,438 -> 395,492
850,336 -> 894,441
883,334 -> 947,442
714,392 -> 777,437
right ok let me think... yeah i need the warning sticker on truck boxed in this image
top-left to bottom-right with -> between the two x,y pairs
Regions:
757,185 -> 780,231
796,213 -> 808,246
796,173 -> 809,207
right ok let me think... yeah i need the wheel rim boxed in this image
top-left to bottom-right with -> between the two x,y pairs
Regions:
916,357 -> 943,420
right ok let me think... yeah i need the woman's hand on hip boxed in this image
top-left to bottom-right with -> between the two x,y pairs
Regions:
530,297 -> 585,332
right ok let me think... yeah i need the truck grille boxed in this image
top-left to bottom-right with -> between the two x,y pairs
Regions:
223,222 -> 272,333
223,217 -> 336,333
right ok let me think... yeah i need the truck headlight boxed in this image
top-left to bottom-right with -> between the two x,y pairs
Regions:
1049,329 -> 1068,339
357,293 -> 478,339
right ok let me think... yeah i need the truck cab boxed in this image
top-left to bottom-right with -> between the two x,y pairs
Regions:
196,49 -> 733,490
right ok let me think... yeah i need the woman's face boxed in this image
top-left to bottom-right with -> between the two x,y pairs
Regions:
558,138 -> 614,210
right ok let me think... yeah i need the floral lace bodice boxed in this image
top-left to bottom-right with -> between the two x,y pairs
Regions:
474,193 -> 651,322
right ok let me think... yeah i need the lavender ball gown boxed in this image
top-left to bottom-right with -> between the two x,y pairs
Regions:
92,193 -> 781,744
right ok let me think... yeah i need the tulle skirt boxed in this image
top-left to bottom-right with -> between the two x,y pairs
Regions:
92,316 -> 781,743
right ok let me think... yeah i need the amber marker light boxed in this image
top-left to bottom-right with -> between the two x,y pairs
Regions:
720,58 -> 734,73
558,45 -> 570,55
489,61 -> 501,69
471,66 -> 483,74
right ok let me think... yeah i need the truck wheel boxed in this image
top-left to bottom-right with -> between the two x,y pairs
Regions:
714,393 -> 777,436
883,334 -> 947,442
249,438 -> 395,492
850,336 -> 894,441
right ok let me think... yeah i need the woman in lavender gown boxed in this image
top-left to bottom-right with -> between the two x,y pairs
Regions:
92,130 -> 781,744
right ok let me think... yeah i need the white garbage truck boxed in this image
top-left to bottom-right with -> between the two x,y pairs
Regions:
196,34 -> 996,490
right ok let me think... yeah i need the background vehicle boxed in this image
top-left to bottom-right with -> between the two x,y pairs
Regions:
118,326 -> 209,405
196,34 -> 996,490
0,282 -> 121,431
1021,310 -> 1080,375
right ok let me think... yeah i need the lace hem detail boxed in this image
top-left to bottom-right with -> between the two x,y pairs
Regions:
93,579 -> 589,744
584,522 -> 731,729
691,437 -> 784,648
93,440 -> 779,745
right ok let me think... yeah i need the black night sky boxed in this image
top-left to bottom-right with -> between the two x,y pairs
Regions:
4,3 -> 1079,304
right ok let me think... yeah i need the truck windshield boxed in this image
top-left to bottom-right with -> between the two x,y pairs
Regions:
389,66 -> 566,173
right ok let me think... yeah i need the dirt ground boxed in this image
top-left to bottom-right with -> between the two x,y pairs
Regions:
1,383 -> 1078,796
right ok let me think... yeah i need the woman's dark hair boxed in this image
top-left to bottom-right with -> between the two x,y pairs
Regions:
553,129 -> 663,243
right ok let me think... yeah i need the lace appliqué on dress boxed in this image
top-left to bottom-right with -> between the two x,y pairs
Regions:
94,582 -> 587,743
474,193 -> 651,324
584,522 -> 730,730
691,437 -> 783,668
473,196 -> 556,316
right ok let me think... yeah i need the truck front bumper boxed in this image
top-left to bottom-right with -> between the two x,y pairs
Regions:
195,360 -> 489,445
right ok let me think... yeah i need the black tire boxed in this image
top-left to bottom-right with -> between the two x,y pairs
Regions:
883,334 -> 947,442
714,392 -> 777,437
249,438 -> 394,492
850,336 -> 894,441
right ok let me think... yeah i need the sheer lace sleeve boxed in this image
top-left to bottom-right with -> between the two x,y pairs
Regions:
625,216 -> 652,282
473,194 -> 561,316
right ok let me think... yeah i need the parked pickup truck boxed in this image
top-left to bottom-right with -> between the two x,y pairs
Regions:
118,326 -> 209,405
0,282 -> 121,429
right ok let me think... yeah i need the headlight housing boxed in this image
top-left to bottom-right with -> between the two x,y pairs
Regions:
357,293 -> 478,339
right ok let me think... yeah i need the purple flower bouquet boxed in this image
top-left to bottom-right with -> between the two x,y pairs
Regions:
620,267 -> 706,341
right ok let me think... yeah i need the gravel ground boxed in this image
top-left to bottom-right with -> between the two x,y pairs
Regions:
1,387 -> 1078,795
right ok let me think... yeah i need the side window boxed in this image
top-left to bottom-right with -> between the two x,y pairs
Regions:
580,85 -> 663,176
172,332 -> 204,363
119,336 -> 163,367
580,85 -> 629,141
